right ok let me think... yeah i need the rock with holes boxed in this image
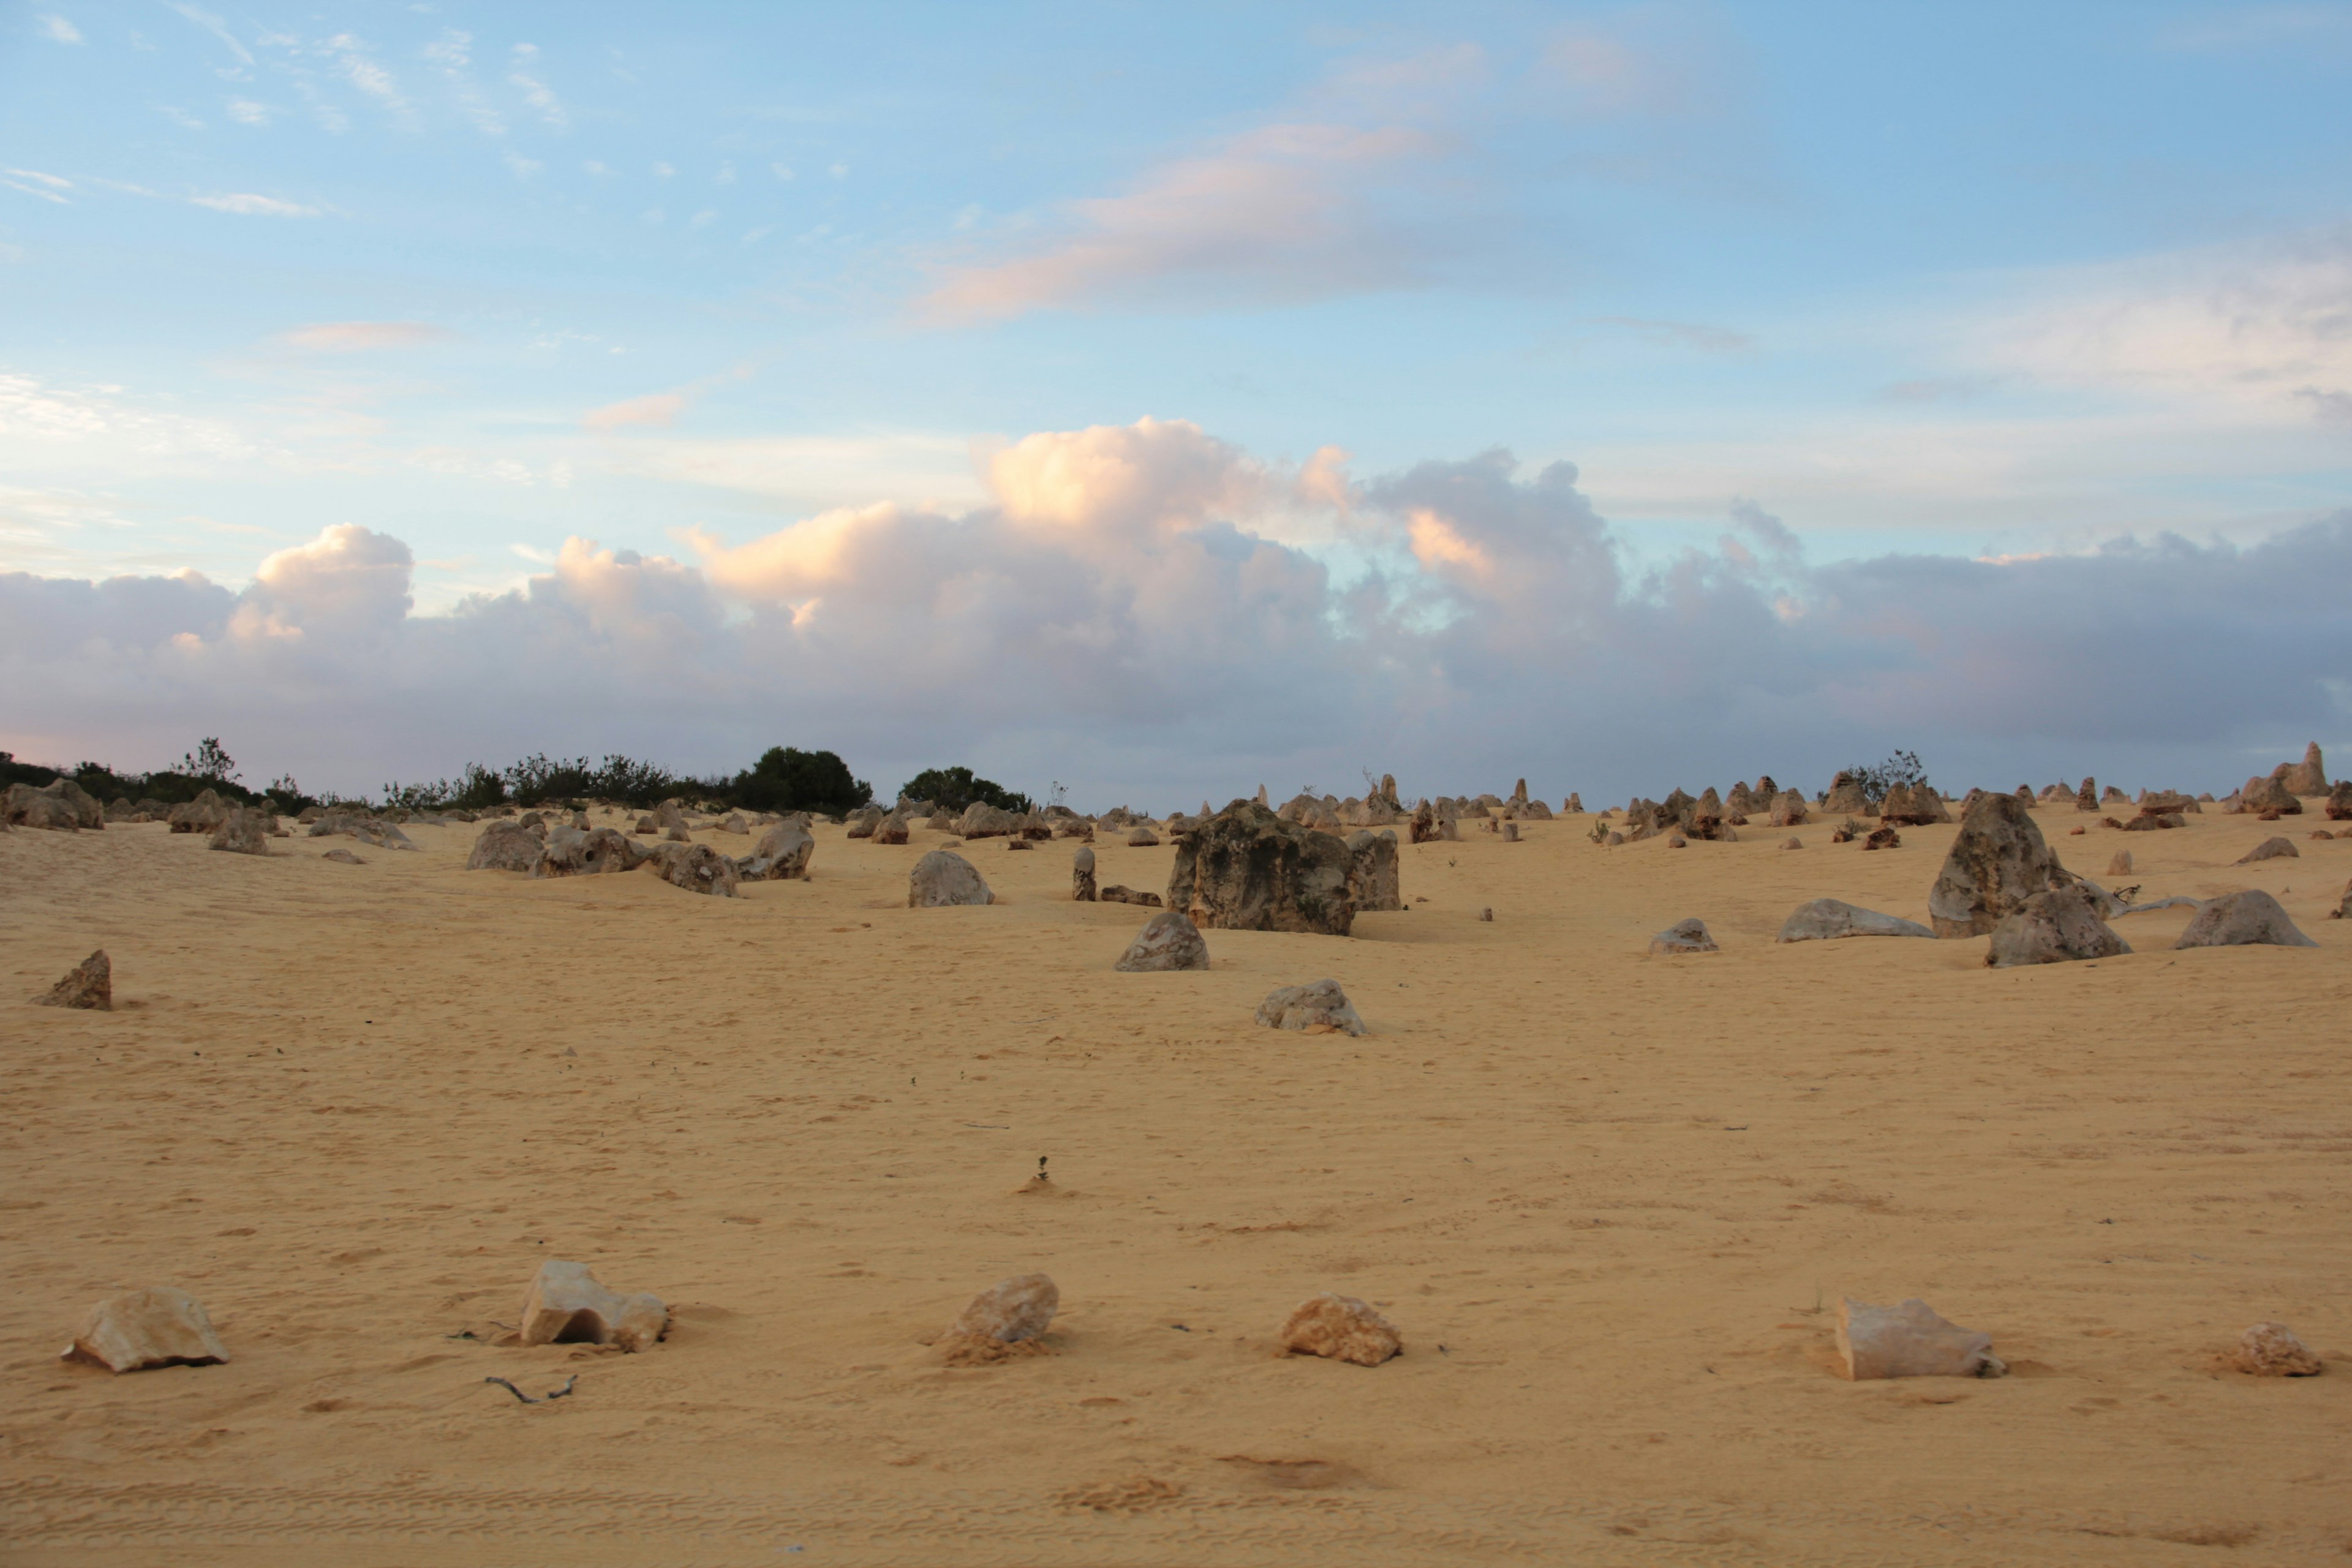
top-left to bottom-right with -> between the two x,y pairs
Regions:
1929,791 -> 2068,938
949,1272 -> 1059,1344
910,849 -> 993,907
1836,1297 -> 2004,1379
1279,1292 -> 1401,1366
536,826 -> 646,878
1165,801 -> 1354,937
36,950 -> 110,1010
2232,1322 -> 2321,1376
62,1287 -> 229,1373
1072,846 -> 1097,902
2237,836 -> 2297,864
742,821 -> 815,881
466,821 -> 546,873
1649,918 -> 1717,955
1776,899 -> 1935,943
2173,889 -> 2316,950
516,1260 -> 668,1352
1345,829 -> 1401,913
1114,909 -> 1210,971
1985,884 -> 2130,967
1254,978 -> 1366,1035
207,806 -> 273,856
643,842 -> 739,897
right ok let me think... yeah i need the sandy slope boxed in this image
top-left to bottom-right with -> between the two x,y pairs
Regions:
2,804 -> 2348,1566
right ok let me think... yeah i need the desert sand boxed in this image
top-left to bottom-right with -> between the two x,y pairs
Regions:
4,802 -> 2348,1565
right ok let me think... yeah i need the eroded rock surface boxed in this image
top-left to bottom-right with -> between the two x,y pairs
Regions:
208,807 -> 272,856
909,850 -> 993,907
742,821 -> 815,881
2173,890 -> 2316,950
2237,836 -> 2297,864
1165,801 -> 1353,937
1776,899 -> 1935,943
1114,910 -> 1210,971
1985,884 -> 2130,967
2232,1322 -> 2321,1376
644,842 -> 739,897
62,1287 -> 228,1373
1255,978 -> 1367,1035
1072,846 -> 1097,902
517,1260 -> 668,1352
1837,1297 -> 2004,1379
1345,829 -> 1401,913
1278,1293 -> 1401,1366
466,821 -> 545,873
1929,792 -> 2067,938
37,950 -> 110,1010
1648,918 -> 1717,955
949,1273 -> 1059,1344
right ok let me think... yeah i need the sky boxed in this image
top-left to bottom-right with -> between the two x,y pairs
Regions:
2,0 -> 2349,805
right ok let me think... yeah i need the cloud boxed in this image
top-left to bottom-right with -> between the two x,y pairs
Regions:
508,43 -> 567,129
6,420 -> 2344,804
163,1 -> 252,65
281,321 -> 455,351
37,14 -> 83,44
227,98 -> 270,126
190,191 -> 318,217
582,393 -> 687,431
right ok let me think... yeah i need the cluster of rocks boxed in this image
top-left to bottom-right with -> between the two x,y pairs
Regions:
938,1273 -> 1403,1368
4,777 -> 105,831
464,812 -> 815,897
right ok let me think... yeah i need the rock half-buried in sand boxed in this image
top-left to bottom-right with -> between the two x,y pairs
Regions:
1776,899 -> 1936,943
62,1287 -> 229,1373
1166,801 -> 1353,937
1114,910 -> 1210,972
1255,979 -> 1366,1035
1985,884 -> 2130,967
2232,1322 -> 2321,1376
741,820 -> 814,881
37,949 -> 111,1010
1836,1297 -> 2005,1380
2236,835 -> 2297,864
466,821 -> 545,873
940,1273 -> 1060,1363
644,842 -> 739,897
208,806 -> 273,856
1928,791 -> 2067,938
1279,1293 -> 1401,1366
909,849 -> 992,907
1648,918 -> 1717,955
322,848 -> 365,865
516,1260 -> 668,1352
2173,889 -> 2316,950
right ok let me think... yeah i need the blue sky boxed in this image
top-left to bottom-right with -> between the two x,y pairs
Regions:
2,2 -> 2349,801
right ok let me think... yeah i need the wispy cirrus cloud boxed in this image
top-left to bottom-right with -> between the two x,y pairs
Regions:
190,190 -> 318,216
3,167 -> 72,205
281,322 -> 454,352
582,392 -> 687,430
36,14 -> 83,45
508,43 -> 567,130
163,0 -> 252,65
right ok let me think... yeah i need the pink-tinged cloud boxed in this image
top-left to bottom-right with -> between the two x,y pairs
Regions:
282,322 -> 456,352
583,393 -> 688,431
921,123 -> 1440,322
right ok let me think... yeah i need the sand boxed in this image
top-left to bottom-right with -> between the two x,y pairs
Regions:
3,805 -> 2348,1565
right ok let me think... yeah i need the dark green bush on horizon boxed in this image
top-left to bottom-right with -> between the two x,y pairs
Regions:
897,765 -> 1031,815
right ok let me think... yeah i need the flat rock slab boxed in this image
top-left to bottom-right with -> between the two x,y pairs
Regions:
1255,979 -> 1366,1035
1776,899 -> 1934,943
517,1260 -> 668,1352
1837,1297 -> 2004,1380
1115,910 -> 1210,972
63,1287 -> 228,1373
2174,889 -> 2316,949
1649,918 -> 1717,955
1280,1293 -> 1401,1366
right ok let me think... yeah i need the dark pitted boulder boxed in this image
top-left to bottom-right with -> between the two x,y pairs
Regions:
466,821 -> 546,873
1928,791 -> 2068,938
536,826 -> 646,878
909,849 -> 992,907
1113,910 -> 1210,972
644,841 -> 739,897
1165,801 -> 1353,937
2174,890 -> 2316,950
1985,884 -> 2129,967
1346,829 -> 1401,913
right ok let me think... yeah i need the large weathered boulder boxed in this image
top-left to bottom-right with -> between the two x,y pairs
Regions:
36,950 -> 110,1010
2173,890 -> 2317,950
1985,884 -> 2130,967
466,821 -> 546,873
6,783 -> 77,830
1126,825 -> 1160,848
535,826 -> 645,878
872,813 -> 910,845
956,802 -> 1019,840
1165,801 -> 1353,937
1279,1293 -> 1401,1366
2236,836 -> 2297,864
1836,1298 -> 2004,1380
2232,1322 -> 2321,1376
843,806 -> 882,840
1768,790 -> 1809,827
644,842 -> 739,897
740,821 -> 815,881
2278,742 -> 2328,797
62,1287 -> 229,1373
1649,918 -> 1718,955
167,788 -> 232,835
2326,782 -> 2352,821
910,850 -> 992,907
1776,899 -> 1936,943
1928,792 -> 2068,938
517,1260 -> 668,1352
1345,829 -> 1401,913
1071,846 -> 1097,902
1255,978 -> 1366,1035
1822,772 -> 1870,813
657,800 -> 692,842
2241,775 -> 2302,815
1880,783 -> 1951,826
1114,909 -> 1210,971
208,807 -> 272,856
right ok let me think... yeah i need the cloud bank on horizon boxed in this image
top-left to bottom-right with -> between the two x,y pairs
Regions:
4,415 -> 2346,805
1,2 -> 2348,799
